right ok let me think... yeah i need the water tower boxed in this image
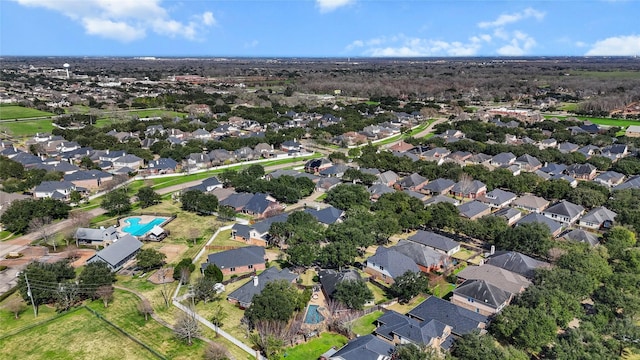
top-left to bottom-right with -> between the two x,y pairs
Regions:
63,63 -> 70,79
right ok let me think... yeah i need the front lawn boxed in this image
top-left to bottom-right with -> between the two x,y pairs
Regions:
280,332 -> 348,360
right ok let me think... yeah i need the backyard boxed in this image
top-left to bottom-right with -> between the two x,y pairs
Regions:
279,332 -> 348,360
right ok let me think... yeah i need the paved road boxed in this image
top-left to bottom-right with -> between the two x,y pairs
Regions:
381,117 -> 447,149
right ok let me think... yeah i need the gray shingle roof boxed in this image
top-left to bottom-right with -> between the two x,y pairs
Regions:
203,246 -> 265,271
580,206 -> 616,225
407,296 -> 488,336
516,212 -> 563,235
318,269 -> 363,298
486,251 -> 549,279
456,264 -> 531,294
544,200 -> 585,219
564,229 -> 600,247
457,200 -> 490,219
408,230 -> 459,253
478,188 -> 516,207
74,226 -> 119,242
64,170 -> 112,182
303,206 -> 344,225
330,334 -> 394,360
367,247 -> 420,279
394,240 -> 445,269
227,267 -> 297,306
90,234 -> 142,268
454,279 -> 511,309
398,173 -> 427,188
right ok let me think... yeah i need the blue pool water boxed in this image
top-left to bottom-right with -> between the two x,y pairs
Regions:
304,305 -> 325,324
122,217 -> 167,237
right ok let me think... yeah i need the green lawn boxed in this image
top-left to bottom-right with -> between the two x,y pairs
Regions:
0,105 -> 53,120
280,333 -> 348,360
544,115 -> 640,128
351,310 -> 383,336
0,307 -> 159,360
432,283 -> 456,298
0,119 -> 55,136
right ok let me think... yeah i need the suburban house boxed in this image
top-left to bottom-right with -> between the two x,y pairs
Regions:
147,158 -> 179,174
242,193 -> 284,219
201,246 -> 266,275
489,152 -> 516,167
514,154 -> 542,172
565,163 -> 597,180
33,180 -> 79,200
491,207 -> 522,226
113,154 -> 144,171
376,170 -> 400,187
455,264 -> 531,295
365,246 -> 420,284
425,195 -> 461,207
450,180 -> 487,199
280,140 -> 303,152
578,206 -> 617,230
450,279 -> 512,316
516,212 -> 564,237
64,170 -> 113,190
511,195 -> 550,213
558,142 -> 580,154
87,234 -> 143,272
230,213 -> 289,247
539,163 -> 566,176
373,310 -> 452,350
0,191 -> 29,221
393,240 -> 449,273
594,171 -> 625,188
188,176 -> 224,193
368,184 -> 396,201
74,226 -> 120,246
227,267 -> 298,308
563,229 -> 600,247
615,175 -> 640,191
408,230 -> 460,256
421,178 -> 455,195
325,334 -> 393,360
407,296 -> 488,337
303,206 -> 344,225
542,200 -> 585,225
486,251 -> 550,279
318,269 -> 367,302
187,153 -> 210,169
319,164 -> 349,178
477,188 -> 517,209
601,144 -> 628,160
304,158 -> 333,173
457,201 -> 491,220
397,173 -> 429,191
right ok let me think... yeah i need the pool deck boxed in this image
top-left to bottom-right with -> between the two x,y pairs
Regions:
117,215 -> 170,237
303,283 -> 330,329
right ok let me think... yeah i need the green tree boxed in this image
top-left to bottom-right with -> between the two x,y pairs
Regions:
70,190 -> 82,204
603,226 -> 636,260
490,306 -> 557,353
17,260 -> 76,314
495,222 -> 552,258
390,271 -> 430,303
318,241 -> 358,270
325,184 -> 370,210
174,258 -> 196,283
137,186 -> 161,208
245,280 -> 302,324
333,279 -> 373,310
0,198 -> 71,233
78,261 -> 116,299
136,248 -> 166,271
193,276 -> 219,304
101,189 -> 131,215
393,343 -> 440,360
203,264 -> 223,283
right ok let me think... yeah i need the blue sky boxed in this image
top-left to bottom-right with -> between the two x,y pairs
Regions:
1,0 -> 639,57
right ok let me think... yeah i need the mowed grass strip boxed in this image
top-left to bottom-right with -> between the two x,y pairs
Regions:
0,307 -> 158,360
0,105 -> 53,120
279,332 -> 348,360
0,119 -> 55,136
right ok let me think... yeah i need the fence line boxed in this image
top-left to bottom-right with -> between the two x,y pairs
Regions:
83,306 -> 167,360
172,300 -> 265,360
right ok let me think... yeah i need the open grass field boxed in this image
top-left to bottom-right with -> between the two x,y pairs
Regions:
0,307 -> 159,360
279,332 -> 347,360
351,310 -> 384,336
0,105 -> 53,120
0,119 -> 55,136
544,115 -> 640,128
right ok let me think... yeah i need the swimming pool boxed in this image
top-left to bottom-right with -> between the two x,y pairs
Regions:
304,305 -> 325,324
122,217 -> 167,237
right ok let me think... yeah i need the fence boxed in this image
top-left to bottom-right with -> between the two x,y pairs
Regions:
83,306 -> 167,360
205,245 -> 240,251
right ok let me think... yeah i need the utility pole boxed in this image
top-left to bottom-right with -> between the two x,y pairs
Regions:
24,272 -> 37,318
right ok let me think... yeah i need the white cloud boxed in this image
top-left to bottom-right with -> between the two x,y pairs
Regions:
350,34 -> 482,57
496,31 -> 536,56
586,35 -> 640,55
478,7 -> 545,28
316,0 -> 355,13
82,18 -> 145,42
12,0 -> 214,42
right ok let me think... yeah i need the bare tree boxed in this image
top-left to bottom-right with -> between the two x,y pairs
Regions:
457,173 -> 474,200
68,211 -> 91,247
96,285 -> 114,308
5,297 -> 27,319
157,267 -> 171,308
204,342 -> 231,360
188,228 -> 201,246
29,216 -> 55,251
174,306 -> 201,345
55,283 -> 79,312
137,299 -> 153,321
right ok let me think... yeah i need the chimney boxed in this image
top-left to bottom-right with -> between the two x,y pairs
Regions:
253,276 -> 259,287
